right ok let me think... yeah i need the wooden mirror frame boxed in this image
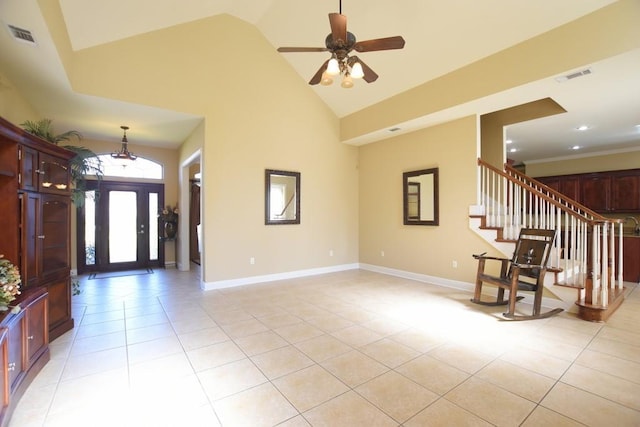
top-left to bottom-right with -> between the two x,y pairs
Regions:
403,168 -> 439,226
265,169 -> 300,225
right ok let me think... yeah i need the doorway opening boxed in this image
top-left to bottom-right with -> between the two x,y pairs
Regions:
76,181 -> 165,274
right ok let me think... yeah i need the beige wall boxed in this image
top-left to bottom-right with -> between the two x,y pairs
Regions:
359,116 -> 494,283
0,71 -> 39,124
526,148 -> 640,177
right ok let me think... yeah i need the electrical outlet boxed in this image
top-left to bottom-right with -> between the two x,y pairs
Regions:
452,260 -> 458,268
381,250 -> 385,257
329,250 -> 334,257
250,257 -> 255,265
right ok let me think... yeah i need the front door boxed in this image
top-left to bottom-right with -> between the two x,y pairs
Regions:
77,182 -> 164,273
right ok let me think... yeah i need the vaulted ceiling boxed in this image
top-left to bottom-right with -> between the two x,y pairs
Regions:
1,0 -> 638,163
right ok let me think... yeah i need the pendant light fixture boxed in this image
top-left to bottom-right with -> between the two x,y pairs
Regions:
111,125 -> 137,163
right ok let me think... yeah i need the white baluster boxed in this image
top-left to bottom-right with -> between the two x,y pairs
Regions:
618,221 -> 624,289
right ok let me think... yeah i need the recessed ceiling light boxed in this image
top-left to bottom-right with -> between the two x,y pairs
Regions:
572,145 -> 581,150
576,125 -> 589,131
505,139 -> 513,144
509,148 -> 517,153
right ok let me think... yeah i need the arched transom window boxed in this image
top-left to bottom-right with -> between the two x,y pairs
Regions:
91,154 -> 163,179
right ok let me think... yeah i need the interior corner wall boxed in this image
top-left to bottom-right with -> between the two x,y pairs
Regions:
480,116 -> 505,169
358,115 -> 494,284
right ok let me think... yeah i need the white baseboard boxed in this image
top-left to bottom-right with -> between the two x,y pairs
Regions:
201,263 -> 360,290
200,262 -> 571,311
359,263 -> 476,293
359,263 -> 570,311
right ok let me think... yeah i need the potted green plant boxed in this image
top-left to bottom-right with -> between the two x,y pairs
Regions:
21,118 -> 104,206
0,255 -> 22,313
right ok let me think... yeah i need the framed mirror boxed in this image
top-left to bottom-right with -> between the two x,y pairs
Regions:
265,169 -> 300,225
403,168 -> 439,226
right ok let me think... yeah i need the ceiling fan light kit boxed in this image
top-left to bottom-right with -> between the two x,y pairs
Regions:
277,2 -> 405,88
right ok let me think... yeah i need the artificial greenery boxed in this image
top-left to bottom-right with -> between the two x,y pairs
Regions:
21,118 -> 103,206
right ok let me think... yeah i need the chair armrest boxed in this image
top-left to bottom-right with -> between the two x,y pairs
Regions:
473,252 -> 509,262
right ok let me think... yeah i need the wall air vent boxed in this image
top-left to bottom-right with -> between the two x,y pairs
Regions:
7,24 -> 36,45
555,67 -> 592,83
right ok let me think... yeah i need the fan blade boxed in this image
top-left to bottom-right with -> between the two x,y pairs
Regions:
309,59 -> 330,85
354,36 -> 405,52
350,56 -> 378,83
329,13 -> 347,44
277,47 -> 328,53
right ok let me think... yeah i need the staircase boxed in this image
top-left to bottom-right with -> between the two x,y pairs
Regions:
469,159 -> 626,321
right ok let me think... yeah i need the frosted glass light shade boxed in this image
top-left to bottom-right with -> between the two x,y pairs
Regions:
320,71 -> 334,86
351,62 -> 364,79
326,58 -> 340,76
341,75 -> 354,88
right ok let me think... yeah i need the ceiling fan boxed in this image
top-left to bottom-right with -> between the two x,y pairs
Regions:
277,2 -> 405,88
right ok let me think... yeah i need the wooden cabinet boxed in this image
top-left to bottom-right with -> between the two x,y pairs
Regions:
581,174 -> 611,212
538,175 -> 581,203
0,288 -> 50,427
0,329 -> 7,421
0,129 -> 19,264
0,116 -> 74,342
19,146 -> 71,195
20,183 -> 73,342
536,169 -> 640,213
5,314 -> 24,395
611,172 -> 640,212
615,236 -> 640,283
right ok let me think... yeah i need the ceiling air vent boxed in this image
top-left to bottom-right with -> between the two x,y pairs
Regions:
555,67 -> 592,83
7,24 -> 36,45
388,127 -> 401,132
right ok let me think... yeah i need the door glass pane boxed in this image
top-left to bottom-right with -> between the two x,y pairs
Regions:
109,191 -> 137,263
84,190 -> 96,265
42,199 -> 70,272
149,193 -> 158,261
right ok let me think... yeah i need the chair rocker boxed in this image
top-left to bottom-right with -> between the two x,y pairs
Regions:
471,228 -> 563,320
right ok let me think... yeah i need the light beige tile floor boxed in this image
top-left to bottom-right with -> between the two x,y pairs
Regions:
8,267 -> 640,426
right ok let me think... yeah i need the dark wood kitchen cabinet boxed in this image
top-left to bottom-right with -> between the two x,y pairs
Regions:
536,169 -> 640,213
581,174 -> 611,212
615,236 -> 640,283
611,172 -> 640,212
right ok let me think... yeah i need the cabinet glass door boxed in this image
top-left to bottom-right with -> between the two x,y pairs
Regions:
41,196 -> 70,277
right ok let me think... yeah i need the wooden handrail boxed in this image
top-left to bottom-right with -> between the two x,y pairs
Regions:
503,163 -> 619,224
477,159 -> 617,227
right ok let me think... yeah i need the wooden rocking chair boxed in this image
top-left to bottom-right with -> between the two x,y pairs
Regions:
471,228 -> 563,320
